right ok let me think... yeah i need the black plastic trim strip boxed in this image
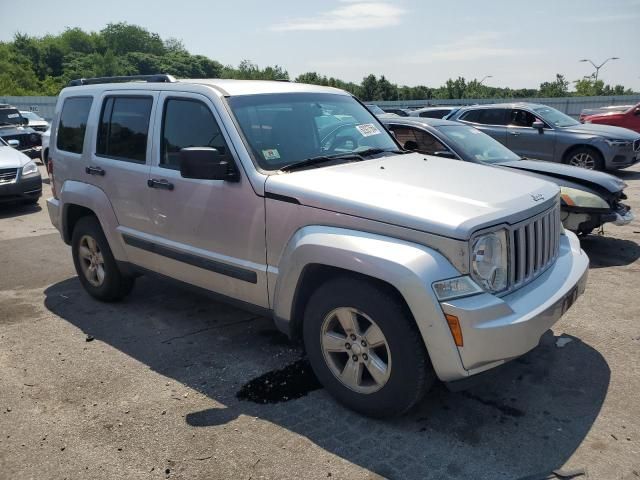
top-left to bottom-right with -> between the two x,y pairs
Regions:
264,192 -> 301,205
122,234 -> 258,284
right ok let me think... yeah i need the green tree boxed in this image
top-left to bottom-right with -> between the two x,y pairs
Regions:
539,74 -> 569,97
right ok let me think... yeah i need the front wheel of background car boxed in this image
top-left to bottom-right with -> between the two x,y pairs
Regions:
71,216 -> 135,302
565,147 -> 604,170
303,276 -> 434,418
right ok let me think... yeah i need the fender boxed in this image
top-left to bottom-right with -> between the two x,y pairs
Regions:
271,226 -> 469,381
58,180 -> 128,262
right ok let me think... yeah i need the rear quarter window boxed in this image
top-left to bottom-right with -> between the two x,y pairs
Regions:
97,96 -> 153,163
56,97 -> 93,154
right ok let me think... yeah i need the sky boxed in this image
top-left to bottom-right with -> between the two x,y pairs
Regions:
1,0 -> 639,90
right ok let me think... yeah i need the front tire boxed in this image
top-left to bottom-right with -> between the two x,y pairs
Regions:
303,277 -> 434,418
71,216 -> 134,302
564,146 -> 604,170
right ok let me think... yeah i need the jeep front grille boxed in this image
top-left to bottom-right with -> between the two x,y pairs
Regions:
507,204 -> 562,291
0,168 -> 18,184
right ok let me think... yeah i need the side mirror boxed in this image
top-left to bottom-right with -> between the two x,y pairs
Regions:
7,139 -> 20,148
403,140 -> 419,151
432,150 -> 456,159
22,117 -> 29,126
179,147 -> 239,181
532,120 -> 545,131
634,107 -> 640,116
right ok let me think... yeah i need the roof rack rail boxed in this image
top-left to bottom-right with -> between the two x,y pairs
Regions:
68,74 -> 177,87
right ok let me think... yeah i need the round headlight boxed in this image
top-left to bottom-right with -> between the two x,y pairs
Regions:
471,230 -> 508,293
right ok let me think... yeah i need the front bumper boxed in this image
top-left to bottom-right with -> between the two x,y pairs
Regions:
0,174 -> 42,203
440,231 -> 589,375
605,146 -> 640,169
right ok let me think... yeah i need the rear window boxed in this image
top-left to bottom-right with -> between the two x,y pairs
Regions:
56,97 -> 93,154
97,96 -> 153,163
0,108 -> 22,125
419,109 -> 448,119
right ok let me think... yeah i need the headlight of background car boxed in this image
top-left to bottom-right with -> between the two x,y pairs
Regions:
21,161 -> 39,177
470,229 -> 508,293
603,138 -> 631,148
560,186 -> 609,209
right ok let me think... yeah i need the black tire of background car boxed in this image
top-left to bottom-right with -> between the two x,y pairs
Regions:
71,216 -> 135,301
303,276 -> 435,418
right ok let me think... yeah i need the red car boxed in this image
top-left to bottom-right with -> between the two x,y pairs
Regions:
581,102 -> 640,133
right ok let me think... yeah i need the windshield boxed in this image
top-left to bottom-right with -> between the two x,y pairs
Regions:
532,106 -> 579,127
438,125 -> 521,164
228,93 -> 399,170
20,111 -> 44,121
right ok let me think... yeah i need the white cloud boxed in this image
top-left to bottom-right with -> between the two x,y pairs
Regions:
400,33 -> 537,63
575,12 -> 640,23
271,1 -> 405,32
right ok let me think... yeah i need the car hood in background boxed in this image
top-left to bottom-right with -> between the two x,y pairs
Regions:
0,146 -> 31,168
560,122 -> 639,139
265,153 -> 559,240
499,159 -> 626,193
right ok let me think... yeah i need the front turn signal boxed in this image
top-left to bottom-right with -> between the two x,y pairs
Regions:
445,314 -> 463,347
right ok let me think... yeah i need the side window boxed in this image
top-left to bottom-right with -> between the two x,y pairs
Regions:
57,97 -> 93,154
510,109 -> 537,127
388,126 -> 418,149
478,108 -> 508,125
413,130 -> 447,154
460,109 -> 482,123
97,96 -> 152,162
161,98 -> 229,170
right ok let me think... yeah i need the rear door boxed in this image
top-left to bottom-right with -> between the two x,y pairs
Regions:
458,108 -> 509,144
88,91 -> 157,261
507,108 -> 556,161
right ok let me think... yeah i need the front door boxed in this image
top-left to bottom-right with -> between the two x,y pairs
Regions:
506,108 -> 556,161
144,91 -> 268,307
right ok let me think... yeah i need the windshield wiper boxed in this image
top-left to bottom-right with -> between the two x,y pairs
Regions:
279,148 -> 402,173
279,153 -> 364,172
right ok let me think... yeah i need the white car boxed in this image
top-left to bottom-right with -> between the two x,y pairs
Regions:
19,111 -> 50,132
0,137 -> 42,204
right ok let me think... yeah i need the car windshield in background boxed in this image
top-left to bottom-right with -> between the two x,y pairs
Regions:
228,93 -> 398,170
438,125 -> 521,164
20,111 -> 44,121
365,104 -> 386,115
533,106 -> 579,127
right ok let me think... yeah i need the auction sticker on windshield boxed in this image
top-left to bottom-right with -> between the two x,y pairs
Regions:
355,124 -> 381,137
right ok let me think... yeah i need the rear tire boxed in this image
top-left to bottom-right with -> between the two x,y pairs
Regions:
71,216 -> 135,302
303,276 -> 434,418
564,146 -> 604,170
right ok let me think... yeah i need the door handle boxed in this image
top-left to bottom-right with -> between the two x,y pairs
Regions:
85,166 -> 105,176
147,178 -> 174,191
509,132 -> 519,136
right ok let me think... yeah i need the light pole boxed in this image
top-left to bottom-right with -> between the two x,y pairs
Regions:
479,75 -> 493,85
579,57 -> 619,83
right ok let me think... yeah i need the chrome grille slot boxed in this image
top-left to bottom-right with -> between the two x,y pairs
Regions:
0,168 -> 18,184
507,204 -> 561,293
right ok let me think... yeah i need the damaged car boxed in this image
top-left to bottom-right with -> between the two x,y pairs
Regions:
383,117 -> 633,236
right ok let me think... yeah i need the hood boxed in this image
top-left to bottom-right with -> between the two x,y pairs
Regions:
265,153 -> 559,240
499,159 -> 625,193
561,122 -> 639,140
0,146 -> 31,168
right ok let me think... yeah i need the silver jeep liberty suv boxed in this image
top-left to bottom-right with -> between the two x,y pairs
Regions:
47,75 -> 589,417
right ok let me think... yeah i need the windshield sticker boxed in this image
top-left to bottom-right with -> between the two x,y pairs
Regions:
262,149 -> 281,161
355,123 -> 381,137
7,113 -> 19,118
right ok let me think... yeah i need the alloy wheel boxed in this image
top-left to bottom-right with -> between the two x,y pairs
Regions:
320,307 -> 392,394
78,234 -> 106,287
569,152 -> 596,169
